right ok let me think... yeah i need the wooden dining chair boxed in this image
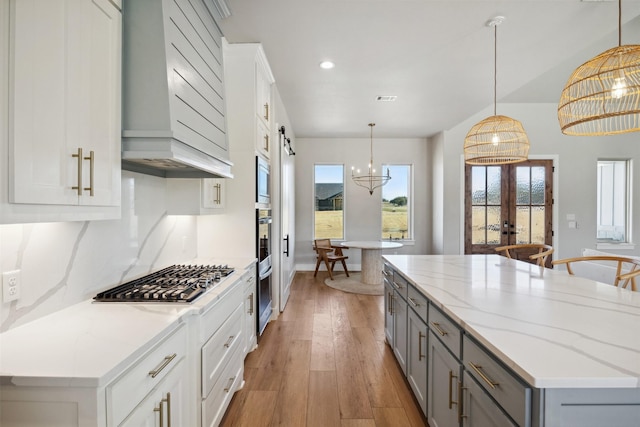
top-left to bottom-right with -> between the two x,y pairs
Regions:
495,243 -> 554,269
551,256 -> 640,291
313,239 -> 349,280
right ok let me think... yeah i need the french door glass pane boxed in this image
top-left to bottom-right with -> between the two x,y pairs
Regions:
487,167 -> 501,205
531,167 -> 545,205
516,167 -> 531,205
531,206 -> 545,244
472,167 -> 486,205
472,206 -> 486,244
487,206 -> 501,244
516,206 -> 530,244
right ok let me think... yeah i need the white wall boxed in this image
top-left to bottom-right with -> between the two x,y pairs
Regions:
295,137 -> 430,270
439,102 -> 640,259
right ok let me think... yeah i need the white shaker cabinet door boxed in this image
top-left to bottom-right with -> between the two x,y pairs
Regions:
9,0 -> 121,207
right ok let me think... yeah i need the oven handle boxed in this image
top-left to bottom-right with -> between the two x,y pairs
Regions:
259,266 -> 273,281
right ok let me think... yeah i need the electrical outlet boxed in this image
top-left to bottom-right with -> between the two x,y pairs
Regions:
2,270 -> 21,303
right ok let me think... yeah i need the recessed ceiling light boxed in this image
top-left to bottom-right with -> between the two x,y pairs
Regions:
376,95 -> 397,102
319,61 -> 335,69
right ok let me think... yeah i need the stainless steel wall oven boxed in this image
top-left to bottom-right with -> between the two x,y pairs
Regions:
257,209 -> 272,336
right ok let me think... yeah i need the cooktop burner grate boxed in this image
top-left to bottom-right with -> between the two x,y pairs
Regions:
94,264 -> 235,303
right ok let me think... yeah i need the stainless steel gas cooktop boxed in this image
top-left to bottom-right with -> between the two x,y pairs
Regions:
94,264 -> 235,303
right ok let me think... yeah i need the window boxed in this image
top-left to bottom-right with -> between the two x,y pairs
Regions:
597,159 -> 632,243
314,164 -> 344,239
381,164 -> 412,240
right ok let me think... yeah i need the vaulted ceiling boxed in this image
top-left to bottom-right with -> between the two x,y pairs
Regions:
218,0 -> 640,138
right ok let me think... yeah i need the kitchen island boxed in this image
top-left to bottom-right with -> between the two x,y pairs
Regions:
383,254 -> 640,426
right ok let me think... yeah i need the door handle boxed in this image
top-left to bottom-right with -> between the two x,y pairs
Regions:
283,235 -> 289,256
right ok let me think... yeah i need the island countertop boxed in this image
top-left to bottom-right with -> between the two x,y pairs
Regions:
382,254 -> 640,389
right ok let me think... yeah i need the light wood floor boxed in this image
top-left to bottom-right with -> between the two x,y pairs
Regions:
220,271 -> 427,427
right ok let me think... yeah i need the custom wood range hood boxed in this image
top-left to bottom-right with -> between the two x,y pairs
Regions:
120,0 -> 233,179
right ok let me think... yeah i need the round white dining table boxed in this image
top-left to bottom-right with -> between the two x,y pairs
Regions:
341,241 -> 403,285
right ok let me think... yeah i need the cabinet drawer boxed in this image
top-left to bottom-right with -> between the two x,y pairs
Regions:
202,303 -> 244,398
243,267 -> 256,292
428,304 -> 461,358
392,271 -> 409,301
202,343 -> 244,427
200,281 -> 243,342
407,285 -> 428,323
108,323 -> 187,426
463,335 -> 531,426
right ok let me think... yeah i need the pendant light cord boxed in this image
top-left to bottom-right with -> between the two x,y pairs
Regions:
494,24 -> 497,116
618,0 -> 622,47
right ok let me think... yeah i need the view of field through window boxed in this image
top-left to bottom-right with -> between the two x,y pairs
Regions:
382,164 -> 410,240
314,164 -> 344,239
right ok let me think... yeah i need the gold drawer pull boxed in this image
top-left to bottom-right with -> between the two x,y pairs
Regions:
469,362 -> 500,389
418,331 -> 426,361
224,335 -> 235,348
430,321 -> 448,337
214,183 -> 221,204
264,103 -> 269,120
224,376 -> 236,392
448,370 -> 458,409
72,148 -> 83,196
248,293 -> 254,315
83,150 -> 94,196
148,353 -> 177,378
164,392 -> 172,427
408,297 -> 420,307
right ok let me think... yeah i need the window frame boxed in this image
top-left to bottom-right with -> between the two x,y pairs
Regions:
313,163 -> 345,241
381,163 -> 414,241
596,158 -> 633,246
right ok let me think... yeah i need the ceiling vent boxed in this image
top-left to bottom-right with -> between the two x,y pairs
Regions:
376,95 -> 397,102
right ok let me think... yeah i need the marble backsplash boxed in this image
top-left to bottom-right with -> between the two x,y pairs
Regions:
0,170 -> 214,332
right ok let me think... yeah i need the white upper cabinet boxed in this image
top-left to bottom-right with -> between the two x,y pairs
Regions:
4,0 -> 121,222
224,41 -> 275,159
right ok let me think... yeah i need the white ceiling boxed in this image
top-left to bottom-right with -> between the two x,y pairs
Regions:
217,0 -> 640,138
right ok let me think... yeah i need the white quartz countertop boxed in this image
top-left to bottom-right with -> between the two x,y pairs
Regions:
382,255 -> 640,389
0,257 -> 256,388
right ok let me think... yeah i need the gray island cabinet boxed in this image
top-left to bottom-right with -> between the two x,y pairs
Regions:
383,254 -> 640,427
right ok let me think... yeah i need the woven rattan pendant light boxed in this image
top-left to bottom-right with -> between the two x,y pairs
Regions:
558,0 -> 640,136
464,17 -> 529,165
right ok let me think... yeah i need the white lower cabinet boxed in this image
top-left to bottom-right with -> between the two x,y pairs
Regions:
108,324 -> 189,426
120,357 -> 187,427
243,266 -> 257,355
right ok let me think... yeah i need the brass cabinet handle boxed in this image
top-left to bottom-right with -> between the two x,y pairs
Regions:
392,281 -> 404,290
154,399 -> 164,426
72,148 -> 83,195
264,134 -> 269,151
214,183 -> 221,204
165,392 -> 171,427
224,376 -> 235,392
83,150 -> 94,196
224,335 -> 234,348
248,293 -> 254,315
448,370 -> 458,409
148,353 -> 177,378
430,321 -> 448,337
264,103 -> 269,121
408,297 -> 420,307
459,382 -> 467,422
468,362 -> 499,389
418,331 -> 426,361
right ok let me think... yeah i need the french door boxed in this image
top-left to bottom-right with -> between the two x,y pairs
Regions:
464,160 -> 553,265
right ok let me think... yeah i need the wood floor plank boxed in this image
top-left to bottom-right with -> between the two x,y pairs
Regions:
220,271 -> 426,427
307,370 -> 341,427
372,407 -> 412,427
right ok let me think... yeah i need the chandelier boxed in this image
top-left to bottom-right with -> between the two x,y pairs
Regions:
464,16 -> 530,165
351,123 -> 391,195
558,0 -> 640,136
